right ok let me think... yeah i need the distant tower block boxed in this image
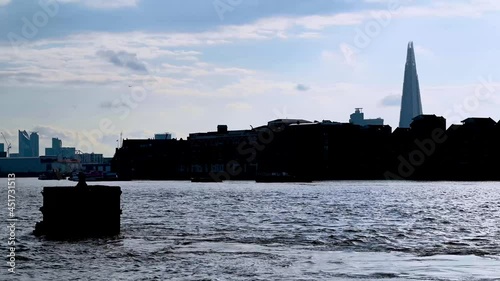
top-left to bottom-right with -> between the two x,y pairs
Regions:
349,108 -> 384,126
399,41 -> 423,128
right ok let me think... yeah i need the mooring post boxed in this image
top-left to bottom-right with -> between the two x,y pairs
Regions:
34,177 -> 122,239
76,172 -> 88,189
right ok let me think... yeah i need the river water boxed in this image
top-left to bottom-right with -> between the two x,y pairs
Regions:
1,178 -> 500,280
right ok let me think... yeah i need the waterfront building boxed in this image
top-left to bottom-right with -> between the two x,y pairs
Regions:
0,143 -> 5,158
52,137 -> 62,152
45,138 -> 62,156
188,125 -> 257,179
31,132 -> 39,157
111,116 -> 500,181
154,133 -> 172,140
112,138 -> 190,180
77,153 -> 104,164
18,130 -> 39,157
45,137 -> 75,159
0,157 -> 45,176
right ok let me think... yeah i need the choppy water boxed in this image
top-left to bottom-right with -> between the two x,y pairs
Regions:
1,178 -> 500,280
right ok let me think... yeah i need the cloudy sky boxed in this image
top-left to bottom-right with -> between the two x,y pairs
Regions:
2,0 -> 500,156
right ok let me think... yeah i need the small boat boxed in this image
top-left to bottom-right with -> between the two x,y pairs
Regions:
69,171 -> 120,182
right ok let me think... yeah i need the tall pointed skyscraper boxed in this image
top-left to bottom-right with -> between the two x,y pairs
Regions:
399,41 -> 423,128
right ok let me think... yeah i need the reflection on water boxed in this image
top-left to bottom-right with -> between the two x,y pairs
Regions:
1,179 -> 500,280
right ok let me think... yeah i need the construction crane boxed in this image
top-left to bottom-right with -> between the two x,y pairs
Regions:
1,132 -> 12,157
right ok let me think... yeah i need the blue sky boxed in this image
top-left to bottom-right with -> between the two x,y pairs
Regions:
1,0 -> 500,156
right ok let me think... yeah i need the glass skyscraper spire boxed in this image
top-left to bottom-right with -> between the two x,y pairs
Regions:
399,41 -> 423,128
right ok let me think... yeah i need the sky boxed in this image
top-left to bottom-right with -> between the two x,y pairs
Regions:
2,0 -> 500,156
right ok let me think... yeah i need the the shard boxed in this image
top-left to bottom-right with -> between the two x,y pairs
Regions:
399,41 -> 423,128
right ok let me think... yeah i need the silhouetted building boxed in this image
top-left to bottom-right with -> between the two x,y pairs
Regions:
461,117 -> 496,127
112,115 -> 500,181
267,119 -> 312,127
0,157 -> 45,176
0,144 -> 6,158
19,130 -> 39,157
31,132 -> 39,157
443,117 -> 499,180
19,131 -> 30,156
60,147 -> 76,159
0,143 -> 5,158
410,114 -> 446,135
349,108 -> 384,126
399,41 -> 423,128
53,137 -> 62,151
77,153 -> 104,164
45,138 -> 62,156
113,138 -> 190,180
189,125 -> 258,180
257,120 -> 392,180
45,138 -> 75,159
386,114 -> 447,180
154,133 -> 172,140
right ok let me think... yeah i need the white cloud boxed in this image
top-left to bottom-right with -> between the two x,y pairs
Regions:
321,45 -> 362,68
160,63 -> 255,78
1,1 -> 497,54
0,34 -> 206,86
58,0 -> 140,9
0,30 -> 297,100
226,102 -> 253,111
0,0 -> 11,7
296,32 -> 323,39
201,1 -> 500,40
153,76 -> 297,99
3,0 -> 500,156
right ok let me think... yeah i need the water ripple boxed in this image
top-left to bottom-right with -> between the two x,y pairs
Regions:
1,179 -> 500,280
